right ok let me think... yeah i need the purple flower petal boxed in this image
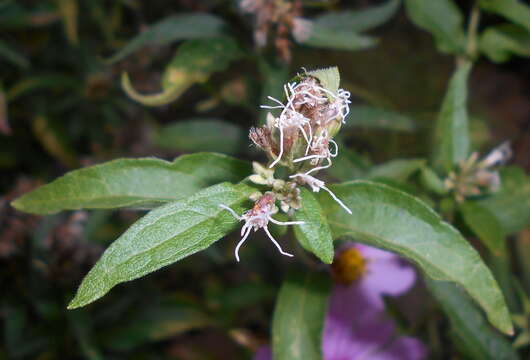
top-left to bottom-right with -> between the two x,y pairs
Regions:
369,336 -> 427,360
253,345 -> 272,360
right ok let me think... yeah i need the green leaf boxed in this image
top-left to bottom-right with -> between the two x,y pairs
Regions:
306,66 -> 340,96
122,37 -> 242,106
427,280 -> 518,360
366,158 -> 425,182
105,303 -> 212,350
318,180 -> 513,334
293,188 -> 334,264
67,182 -> 255,309
405,0 -> 466,54
420,166 -> 449,195
432,62 -> 472,173
459,201 -> 505,255
272,271 -> 330,360
479,0 -> 530,33
478,166 -> 530,235
12,153 -> 251,215
344,105 -> 417,132
479,24 -> 530,63
313,0 -> 400,33
299,20 -> 377,51
154,118 -> 245,155
108,13 -> 227,63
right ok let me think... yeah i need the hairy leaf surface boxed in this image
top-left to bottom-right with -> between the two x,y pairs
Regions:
12,153 -> 251,214
68,183 -> 255,309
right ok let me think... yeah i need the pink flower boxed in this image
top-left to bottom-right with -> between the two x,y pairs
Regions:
324,243 -> 426,360
254,243 -> 427,360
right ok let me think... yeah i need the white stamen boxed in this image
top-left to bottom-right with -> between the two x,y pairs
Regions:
263,226 -> 294,257
289,173 -> 352,214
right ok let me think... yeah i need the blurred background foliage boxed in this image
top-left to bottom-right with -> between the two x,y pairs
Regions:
1,0 -> 530,359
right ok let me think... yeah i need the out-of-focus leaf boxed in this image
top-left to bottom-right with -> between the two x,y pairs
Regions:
154,118 -> 245,155
108,13 -> 228,63
427,280 -> 518,360
57,0 -> 79,45
298,19 -> 377,50
68,311 -> 103,360
366,158 -> 425,182
479,166 -> 530,235
319,180 -> 513,334
293,188 -> 334,264
420,166 -> 448,195
312,0 -> 400,33
122,37 -> 242,106
105,304 -> 212,350
459,201 -> 505,255
479,0 -> 530,33
32,115 -> 77,168
67,182 -> 255,309
0,39 -> 30,69
12,153 -> 251,215
345,105 -> 416,132
306,66 -> 340,96
479,24 -> 530,63
432,62 -> 472,173
272,271 -> 330,360
405,0 -> 466,54
258,58 -> 289,125
7,74 -> 78,101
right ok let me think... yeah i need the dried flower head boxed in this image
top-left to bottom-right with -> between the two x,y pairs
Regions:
239,0 -> 305,62
445,142 -> 512,202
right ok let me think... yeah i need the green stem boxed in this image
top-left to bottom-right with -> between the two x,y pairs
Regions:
465,2 -> 481,61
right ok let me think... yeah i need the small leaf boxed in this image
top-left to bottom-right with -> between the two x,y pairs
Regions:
479,0 -> 530,33
108,13 -> 227,63
299,21 -> 377,51
459,201 -> 505,255
420,166 -> 448,195
345,105 -> 417,132
405,0 -> 466,54
293,188 -> 334,264
154,118 -> 245,155
432,62 -> 472,172
478,166 -> 530,235
305,66 -> 340,96
122,37 -> 242,106
319,180 -> 513,334
479,24 -> 530,63
366,158 -> 425,182
427,280 -> 518,360
272,271 -> 330,360
313,0 -> 400,33
68,182 -> 255,309
12,153 -> 251,215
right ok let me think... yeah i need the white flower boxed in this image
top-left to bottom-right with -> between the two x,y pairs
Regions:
290,173 -> 352,214
219,192 -> 304,262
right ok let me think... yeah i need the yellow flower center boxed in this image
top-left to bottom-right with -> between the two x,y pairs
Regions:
331,247 -> 366,285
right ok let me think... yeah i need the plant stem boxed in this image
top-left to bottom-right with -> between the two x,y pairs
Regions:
466,2 -> 481,60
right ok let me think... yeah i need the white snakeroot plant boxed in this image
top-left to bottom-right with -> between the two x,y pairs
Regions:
223,67 -> 353,261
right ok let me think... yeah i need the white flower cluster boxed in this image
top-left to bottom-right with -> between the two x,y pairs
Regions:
221,70 -> 352,261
